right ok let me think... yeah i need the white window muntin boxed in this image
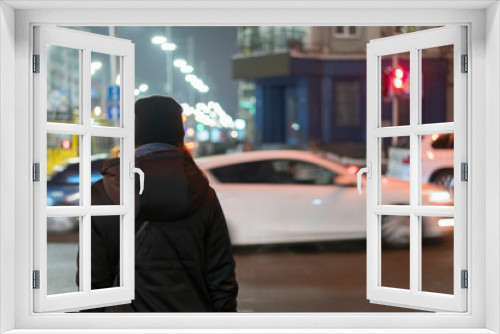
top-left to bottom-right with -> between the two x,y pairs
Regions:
366,26 -> 467,312
33,26 -> 136,312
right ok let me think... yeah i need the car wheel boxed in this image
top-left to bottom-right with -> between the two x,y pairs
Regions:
432,169 -> 454,194
381,215 -> 410,248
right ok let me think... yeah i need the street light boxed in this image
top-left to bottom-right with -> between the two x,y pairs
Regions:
139,84 -> 149,92
198,85 -> 209,93
173,58 -> 187,67
180,65 -> 193,73
151,36 -> 167,44
161,43 -> 177,51
185,74 -> 197,83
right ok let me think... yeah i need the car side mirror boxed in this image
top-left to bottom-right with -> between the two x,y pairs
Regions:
334,175 -> 357,187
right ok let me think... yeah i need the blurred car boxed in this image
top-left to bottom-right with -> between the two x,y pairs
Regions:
47,159 -> 105,233
197,150 -> 453,247
386,134 -> 454,191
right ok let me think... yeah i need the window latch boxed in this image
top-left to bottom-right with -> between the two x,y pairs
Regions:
357,161 -> 371,195
129,162 -> 145,195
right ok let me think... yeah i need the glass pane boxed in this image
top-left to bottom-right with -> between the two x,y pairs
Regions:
91,216 -> 121,290
91,52 -> 121,127
381,136 -> 410,205
47,216 -> 80,295
47,45 -> 80,124
47,134 -> 80,206
381,215 -> 410,289
380,52 -> 410,127
421,45 -> 454,124
421,133 -> 454,203
421,216 -> 454,294
91,137 -> 121,205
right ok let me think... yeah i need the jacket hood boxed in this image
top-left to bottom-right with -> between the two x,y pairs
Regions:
99,150 -> 209,222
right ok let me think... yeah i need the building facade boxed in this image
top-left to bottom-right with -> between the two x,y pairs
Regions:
233,26 -> 451,151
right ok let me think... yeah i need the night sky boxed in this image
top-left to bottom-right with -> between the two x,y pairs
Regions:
75,26 -> 239,116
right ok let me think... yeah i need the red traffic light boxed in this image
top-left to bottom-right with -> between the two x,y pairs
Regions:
391,67 -> 405,90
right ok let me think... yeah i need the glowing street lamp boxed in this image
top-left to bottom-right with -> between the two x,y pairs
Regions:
173,58 -> 187,68
151,36 -> 167,45
139,84 -> 149,92
198,85 -> 209,93
180,65 -> 194,73
161,43 -> 177,51
185,74 -> 197,83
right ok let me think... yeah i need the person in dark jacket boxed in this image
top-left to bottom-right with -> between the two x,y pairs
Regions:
76,95 -> 238,312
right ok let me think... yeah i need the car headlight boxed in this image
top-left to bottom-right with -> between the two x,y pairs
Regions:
428,191 -> 452,203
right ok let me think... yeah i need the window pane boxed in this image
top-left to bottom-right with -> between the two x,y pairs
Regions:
348,26 -> 357,35
380,52 -> 410,127
91,216 -> 121,290
47,216 -> 80,295
47,134 -> 80,206
421,45 -> 454,124
382,136 -> 410,205
337,26 -> 344,34
421,133 -> 454,203
91,52 -> 121,127
421,216 -> 454,294
47,45 -> 80,124
381,215 -> 410,289
91,137 -> 121,205
334,81 -> 360,126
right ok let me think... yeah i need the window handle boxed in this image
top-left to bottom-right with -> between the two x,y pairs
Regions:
129,162 -> 145,195
357,162 -> 371,195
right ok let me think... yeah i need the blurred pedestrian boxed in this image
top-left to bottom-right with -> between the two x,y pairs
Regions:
77,95 -> 238,312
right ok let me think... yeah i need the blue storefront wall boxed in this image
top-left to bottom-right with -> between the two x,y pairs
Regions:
254,57 -> 448,146
255,76 -> 309,145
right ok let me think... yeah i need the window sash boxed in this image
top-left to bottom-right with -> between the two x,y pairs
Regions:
366,26 -> 467,312
33,25 -> 136,313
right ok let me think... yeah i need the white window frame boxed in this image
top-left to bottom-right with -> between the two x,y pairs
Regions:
0,1 -> 498,333
366,26 -> 467,312
33,25 -> 136,313
333,26 -> 361,39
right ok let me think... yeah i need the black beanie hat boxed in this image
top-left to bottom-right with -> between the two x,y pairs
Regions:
135,95 -> 185,146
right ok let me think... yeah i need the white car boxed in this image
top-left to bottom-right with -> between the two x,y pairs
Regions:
197,150 -> 453,247
386,134 -> 454,191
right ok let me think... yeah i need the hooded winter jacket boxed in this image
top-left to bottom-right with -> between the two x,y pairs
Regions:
77,146 -> 238,312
